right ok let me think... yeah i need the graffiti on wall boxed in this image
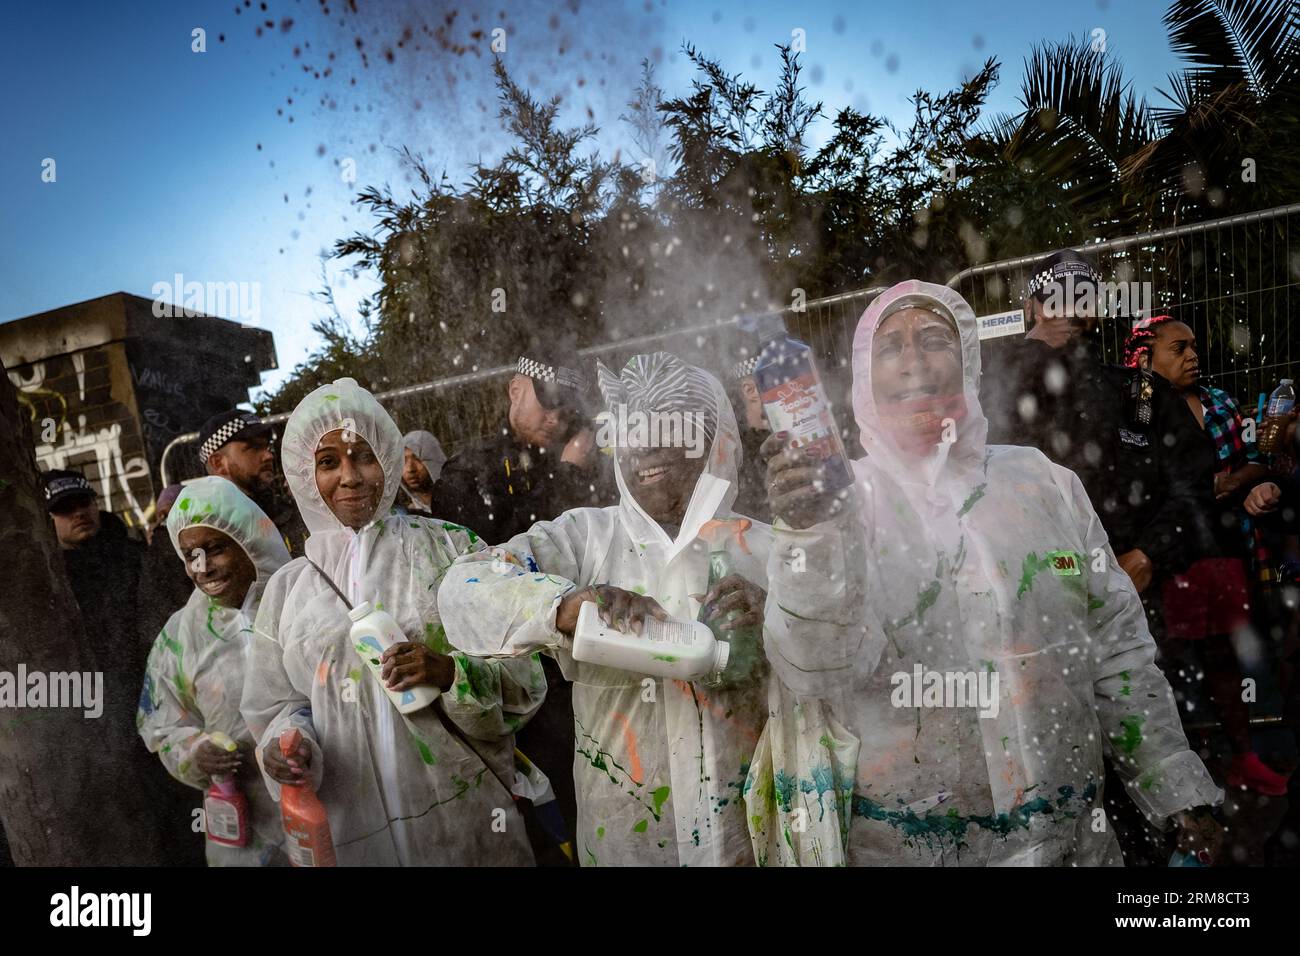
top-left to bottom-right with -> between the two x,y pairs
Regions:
8,351 -> 154,529
33,414 -> 151,526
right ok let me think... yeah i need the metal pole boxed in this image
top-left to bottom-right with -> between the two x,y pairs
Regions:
944,203 -> 1300,289
158,287 -> 887,484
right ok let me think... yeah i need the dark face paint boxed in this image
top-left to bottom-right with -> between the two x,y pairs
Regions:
618,443 -> 708,528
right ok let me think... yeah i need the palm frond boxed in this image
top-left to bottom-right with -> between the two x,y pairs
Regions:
1164,0 -> 1299,97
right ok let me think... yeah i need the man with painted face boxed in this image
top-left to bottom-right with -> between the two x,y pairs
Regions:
980,250 -> 1217,596
751,281 -> 1224,867
439,352 -> 772,866
199,410 -> 308,557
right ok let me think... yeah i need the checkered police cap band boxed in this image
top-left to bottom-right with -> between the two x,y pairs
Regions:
199,413 -> 264,464
517,356 -> 586,391
731,356 -> 759,380
1026,259 -> 1102,300
44,475 -> 93,502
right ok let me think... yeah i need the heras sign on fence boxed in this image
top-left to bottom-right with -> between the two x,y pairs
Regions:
976,309 -> 1026,340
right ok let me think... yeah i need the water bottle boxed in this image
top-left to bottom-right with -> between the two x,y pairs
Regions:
752,317 -> 853,494
1267,379 -> 1295,417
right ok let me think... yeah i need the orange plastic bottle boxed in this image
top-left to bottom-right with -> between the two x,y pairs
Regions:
278,728 -> 337,867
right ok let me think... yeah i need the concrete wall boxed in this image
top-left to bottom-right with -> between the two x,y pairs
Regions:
10,342 -> 153,530
3,293 -> 277,532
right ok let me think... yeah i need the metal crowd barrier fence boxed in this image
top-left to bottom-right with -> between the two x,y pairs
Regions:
947,202 -> 1300,408
159,287 -> 886,486
162,202 -> 1300,484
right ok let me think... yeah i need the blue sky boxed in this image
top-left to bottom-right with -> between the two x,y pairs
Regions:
0,0 -> 1182,399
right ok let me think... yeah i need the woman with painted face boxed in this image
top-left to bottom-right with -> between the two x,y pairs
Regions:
137,476 -> 291,865
752,281 -> 1224,866
1122,318 -> 1291,797
438,353 -> 772,866
240,378 -> 543,865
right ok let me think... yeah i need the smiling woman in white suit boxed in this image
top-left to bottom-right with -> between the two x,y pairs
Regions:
241,377 -> 543,865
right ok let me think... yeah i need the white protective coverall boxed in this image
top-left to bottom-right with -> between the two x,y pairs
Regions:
241,378 -> 543,865
438,353 -> 772,866
137,475 -> 290,866
750,280 -> 1223,866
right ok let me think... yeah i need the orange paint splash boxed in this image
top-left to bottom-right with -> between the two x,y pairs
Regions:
670,680 -> 762,744
611,711 -> 644,785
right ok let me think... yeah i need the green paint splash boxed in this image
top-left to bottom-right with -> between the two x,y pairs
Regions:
851,780 -> 1099,849
574,718 -> 665,821
956,483 -> 986,518
1017,551 -> 1052,599
1110,714 -> 1145,755
651,786 -> 671,816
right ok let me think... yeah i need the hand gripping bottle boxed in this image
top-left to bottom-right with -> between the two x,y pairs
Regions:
1267,379 -> 1296,417
571,601 -> 729,683
348,601 -> 440,714
203,731 -> 249,848
753,315 -> 853,494
697,518 -> 762,685
278,728 -> 337,867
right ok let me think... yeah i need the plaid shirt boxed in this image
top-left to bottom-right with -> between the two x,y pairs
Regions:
1197,384 -> 1260,473
1196,384 -> 1276,582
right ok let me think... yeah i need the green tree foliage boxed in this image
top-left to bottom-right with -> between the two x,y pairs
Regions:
263,1 -> 1299,421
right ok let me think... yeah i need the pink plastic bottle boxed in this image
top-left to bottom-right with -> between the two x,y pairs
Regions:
204,731 -> 249,848
278,728 -> 337,867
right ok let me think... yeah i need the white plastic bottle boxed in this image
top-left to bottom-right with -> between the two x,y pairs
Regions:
347,601 -> 440,714
570,600 -> 729,682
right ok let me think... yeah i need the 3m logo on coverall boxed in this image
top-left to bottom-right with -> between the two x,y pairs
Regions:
1047,551 -> 1083,575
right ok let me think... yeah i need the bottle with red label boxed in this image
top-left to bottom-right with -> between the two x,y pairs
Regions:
203,731 -> 249,848
753,318 -> 853,494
